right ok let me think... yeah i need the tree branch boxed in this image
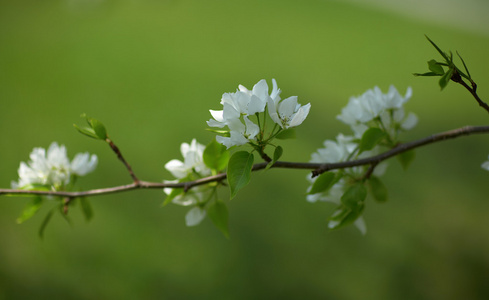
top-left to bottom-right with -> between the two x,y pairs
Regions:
447,68 -> 489,114
1,125 -> 488,198
106,137 -> 139,184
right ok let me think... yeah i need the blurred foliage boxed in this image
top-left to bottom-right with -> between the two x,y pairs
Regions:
1,0 -> 489,299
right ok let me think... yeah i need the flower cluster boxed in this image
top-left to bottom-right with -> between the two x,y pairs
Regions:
207,79 -> 311,148
164,139 -> 210,181
12,142 -> 98,190
306,134 -> 386,234
307,85 -> 416,234
337,86 -> 418,138
164,139 -> 212,226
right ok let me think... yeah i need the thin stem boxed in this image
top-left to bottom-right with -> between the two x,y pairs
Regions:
106,138 -> 139,184
455,77 -> 489,114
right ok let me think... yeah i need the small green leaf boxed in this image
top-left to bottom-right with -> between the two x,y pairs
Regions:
203,139 -> 230,171
89,118 -> 107,140
17,196 -> 43,224
368,176 -> 388,203
275,128 -> 296,140
341,183 -> 367,209
359,128 -> 386,154
162,187 -> 184,206
265,146 -> 283,170
308,172 -> 336,195
207,200 -> 229,238
328,203 -> 365,230
425,35 -> 449,61
39,209 -> 54,239
413,72 -> 440,77
428,59 -> 444,75
76,114 -> 107,140
80,198 -> 93,221
439,66 -> 454,90
456,51 -> 471,80
397,150 -> 416,170
73,124 -> 99,139
205,128 -> 230,136
227,151 -> 254,199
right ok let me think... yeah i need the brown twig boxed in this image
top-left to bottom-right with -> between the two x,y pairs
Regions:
454,76 -> 489,114
1,125 -> 489,198
106,137 -> 139,184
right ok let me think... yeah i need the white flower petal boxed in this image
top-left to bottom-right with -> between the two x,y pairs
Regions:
185,206 -> 207,226
252,79 -> 269,101
270,78 -> 281,102
278,96 -> 298,119
165,159 -> 187,179
288,103 -> 311,128
209,110 -> 224,123
267,97 -> 281,125
207,119 -> 226,128
248,95 -> 266,115
482,157 -> 489,171
71,153 -> 98,176
401,112 -> 418,130
244,116 -> 259,139
354,217 -> 367,235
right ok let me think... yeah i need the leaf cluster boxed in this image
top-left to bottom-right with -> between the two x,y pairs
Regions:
414,35 -> 473,90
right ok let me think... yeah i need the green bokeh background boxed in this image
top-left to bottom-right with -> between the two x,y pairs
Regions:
1,0 -> 489,299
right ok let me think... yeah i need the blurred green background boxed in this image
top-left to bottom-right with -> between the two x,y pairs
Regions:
1,0 -> 489,299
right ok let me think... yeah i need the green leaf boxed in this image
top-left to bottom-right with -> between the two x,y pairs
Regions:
73,124 -> 99,139
80,198 -> 94,221
227,151 -> 254,199
275,128 -> 296,140
359,128 -> 386,154
205,128 -> 230,136
413,72 -> 440,77
308,172 -> 336,195
425,35 -> 449,61
428,59 -> 444,75
265,146 -> 283,171
17,196 -> 43,224
368,176 -> 388,203
76,114 -> 107,140
89,118 -> 107,140
341,183 -> 367,209
439,66 -> 454,90
328,203 -> 365,231
38,209 -> 54,239
456,51 -> 471,80
203,139 -> 230,171
207,201 -> 229,238
397,150 -> 415,170
162,187 -> 184,206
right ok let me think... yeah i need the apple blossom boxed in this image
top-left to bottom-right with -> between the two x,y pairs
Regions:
12,142 -> 97,189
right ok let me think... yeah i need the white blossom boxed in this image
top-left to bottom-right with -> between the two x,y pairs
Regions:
12,142 -> 97,189
215,116 -> 259,148
337,86 -> 417,137
164,139 -> 210,179
71,152 -> 98,176
208,78 -> 300,148
267,79 -> 311,129
207,79 -> 271,129
164,139 -> 214,227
